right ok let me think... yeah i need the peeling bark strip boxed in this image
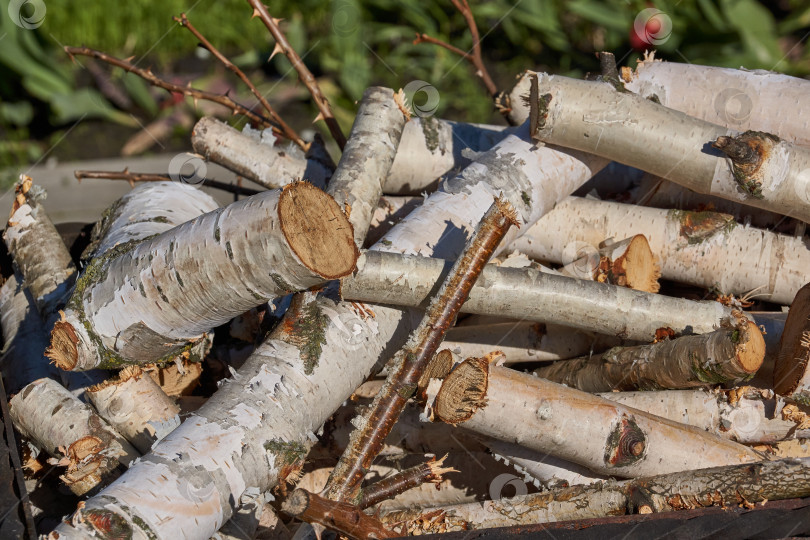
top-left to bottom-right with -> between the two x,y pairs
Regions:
382,457 -> 810,533
510,196 -> 810,305
282,490 -> 393,539
623,55 -> 810,147
773,283 -> 810,403
342,250 -> 733,342
3,176 -> 76,316
191,117 -> 332,190
359,455 -> 457,509
534,315 -> 765,392
86,366 -> 181,453
431,360 -> 760,477
48,181 -> 358,370
528,74 -> 810,222
327,87 -> 407,246
324,200 -> 518,503
9,378 -> 139,495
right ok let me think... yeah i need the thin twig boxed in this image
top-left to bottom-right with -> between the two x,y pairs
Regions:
74,169 -> 262,196
283,489 -> 393,539
321,198 -> 519,504
359,455 -> 457,509
173,13 -> 307,151
64,46 -> 280,135
246,0 -> 347,150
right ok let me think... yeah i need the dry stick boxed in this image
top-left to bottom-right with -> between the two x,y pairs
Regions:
534,314 -> 765,392
381,457 -> 810,533
322,199 -> 519,504
342,250 -> 734,342
191,117 -> 333,190
430,359 -> 760,478
326,87 -> 408,245
9,378 -> 139,496
64,46 -> 278,132
528,74 -> 810,223
48,181 -> 358,371
282,490 -> 393,539
510,196 -> 810,305
175,12 -> 306,150
75,168 -> 262,197
773,282 -> 810,402
359,456 -> 457,509
246,0 -> 347,149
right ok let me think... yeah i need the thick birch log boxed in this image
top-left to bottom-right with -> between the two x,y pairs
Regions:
443,322 -> 621,364
773,282 -> 810,402
48,181 -> 359,371
558,234 -> 659,292
510,196 -> 809,304
191,117 -> 332,190
342,250 -> 734,341
9,378 -> 139,495
326,87 -> 407,245
86,366 -> 181,453
528,74 -> 810,222
623,56 -> 810,147
3,176 -> 76,315
534,315 -> 765,392
430,359 -> 760,477
381,457 -> 810,533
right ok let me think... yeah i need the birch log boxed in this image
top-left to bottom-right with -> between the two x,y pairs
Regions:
534,315 -> 765,392
342,250 -> 734,341
773,282 -> 810,402
86,366 -> 181,453
326,87 -> 407,245
430,358 -> 760,477
191,117 -> 332,190
558,234 -> 660,292
623,56 -> 810,147
382,457 -> 810,533
48,181 -> 359,371
365,196 -> 422,247
3,176 -> 76,315
510,196 -> 809,304
9,378 -> 139,495
528,74 -> 810,222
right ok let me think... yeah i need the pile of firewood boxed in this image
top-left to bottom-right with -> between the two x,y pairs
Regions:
3,3 -> 810,538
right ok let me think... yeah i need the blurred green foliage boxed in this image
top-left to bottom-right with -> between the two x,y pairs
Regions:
0,0 -> 808,183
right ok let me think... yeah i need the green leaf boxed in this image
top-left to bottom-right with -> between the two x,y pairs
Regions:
567,0 -> 629,31
49,89 -> 138,126
121,73 -> 158,116
0,101 -> 34,125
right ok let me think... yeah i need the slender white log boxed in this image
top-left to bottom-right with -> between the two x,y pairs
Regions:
773,282 -> 810,402
342,250 -> 734,341
623,56 -> 810,147
9,378 -> 139,495
528,73 -> 810,222
326,87 -> 407,245
48,182 -> 359,371
510,196 -> 810,305
430,359 -> 760,478
191,117 -> 332,190
443,321 -> 622,364
3,176 -> 76,315
86,366 -> 181,453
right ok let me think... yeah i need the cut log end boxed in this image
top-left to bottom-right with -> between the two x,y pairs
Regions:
737,320 -> 766,374
774,283 -> 810,397
86,365 -> 144,393
620,235 -> 660,293
278,181 -> 359,279
433,356 -> 489,424
46,318 -> 79,371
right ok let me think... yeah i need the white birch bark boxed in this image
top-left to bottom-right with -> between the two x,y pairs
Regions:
342,250 -> 734,341
529,73 -> 810,223
430,359 -> 761,478
510,196 -> 809,305
48,182 -> 359,371
623,56 -> 810,147
86,366 -> 181,454
326,87 -> 407,245
365,195 -> 422,247
191,117 -> 332,190
9,378 -> 139,495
